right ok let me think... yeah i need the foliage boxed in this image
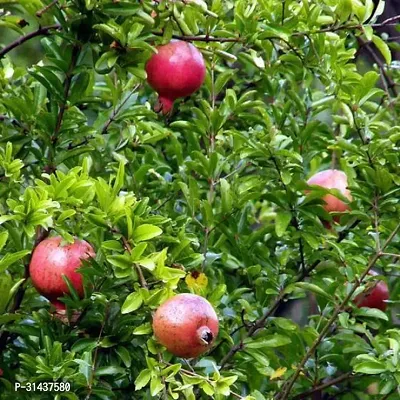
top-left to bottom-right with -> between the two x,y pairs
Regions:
1,0 -> 400,399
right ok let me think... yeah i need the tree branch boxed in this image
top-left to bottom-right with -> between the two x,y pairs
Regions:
101,85 -> 139,135
116,230 -> 148,289
36,0 -> 59,18
358,37 -> 398,98
292,372 -> 355,399
151,32 -> 242,43
52,44 -> 81,143
277,222 -> 400,400
0,24 -> 61,59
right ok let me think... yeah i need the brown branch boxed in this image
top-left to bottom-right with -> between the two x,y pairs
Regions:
375,14 -> 400,27
152,31 -> 242,43
119,233 -> 148,289
219,215 -> 360,369
85,303 -> 109,400
36,0 -> 59,17
219,290 -> 286,368
52,44 -> 81,143
0,24 -> 61,59
358,37 -> 398,98
292,372 -> 355,400
101,86 -> 139,135
277,222 -> 400,400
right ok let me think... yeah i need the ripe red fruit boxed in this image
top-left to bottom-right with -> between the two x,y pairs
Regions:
153,293 -> 219,358
354,270 -> 389,311
145,40 -> 206,114
306,169 -> 352,224
29,237 -> 95,307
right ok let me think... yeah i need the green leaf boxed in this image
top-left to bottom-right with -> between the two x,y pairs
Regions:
71,339 -> 98,353
372,35 -> 392,65
271,318 -> 298,331
121,292 -> 143,314
133,224 -> 162,242
107,254 -> 132,269
0,231 -> 9,252
95,366 -> 126,376
133,323 -> 153,335
354,307 -> 389,321
354,361 -> 387,374
0,273 -> 12,313
150,376 -> 164,396
275,212 -> 292,237
220,178 -> 233,214
102,2 -> 139,16
115,346 -> 132,368
294,282 -> 333,300
0,250 -> 30,273
135,369 -> 151,390
244,334 -> 291,349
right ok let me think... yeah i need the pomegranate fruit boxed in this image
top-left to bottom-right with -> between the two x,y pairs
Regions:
153,293 -> 218,358
306,169 -> 352,224
354,270 -> 389,311
29,236 -> 95,307
145,40 -> 206,114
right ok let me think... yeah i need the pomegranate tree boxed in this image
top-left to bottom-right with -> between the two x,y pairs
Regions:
145,40 -> 206,114
29,236 -> 95,309
306,169 -> 352,225
153,293 -> 219,358
354,270 -> 389,311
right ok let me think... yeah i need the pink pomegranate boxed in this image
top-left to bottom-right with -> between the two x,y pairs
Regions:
145,40 -> 206,114
153,293 -> 219,358
354,270 -> 389,311
29,236 -> 95,307
306,169 -> 352,225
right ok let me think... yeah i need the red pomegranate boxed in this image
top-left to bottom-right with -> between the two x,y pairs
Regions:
153,293 -> 219,358
29,236 -> 95,307
145,40 -> 206,114
354,270 -> 389,311
306,169 -> 352,225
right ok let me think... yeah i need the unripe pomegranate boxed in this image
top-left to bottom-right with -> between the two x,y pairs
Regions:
306,169 -> 352,224
29,236 -> 95,307
153,293 -> 218,358
354,270 -> 389,311
145,40 -> 206,114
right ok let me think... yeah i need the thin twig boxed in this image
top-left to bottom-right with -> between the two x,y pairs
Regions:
201,55 -> 217,271
292,372 -> 355,400
158,353 -> 168,400
0,24 -> 61,59
101,86 -> 139,135
52,44 -> 81,143
381,252 -> 400,258
358,37 -> 398,98
36,0 -> 59,17
120,233 -> 148,289
85,304 -> 109,400
152,32 -> 241,42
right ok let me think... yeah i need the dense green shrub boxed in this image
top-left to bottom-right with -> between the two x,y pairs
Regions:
1,0 -> 400,399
